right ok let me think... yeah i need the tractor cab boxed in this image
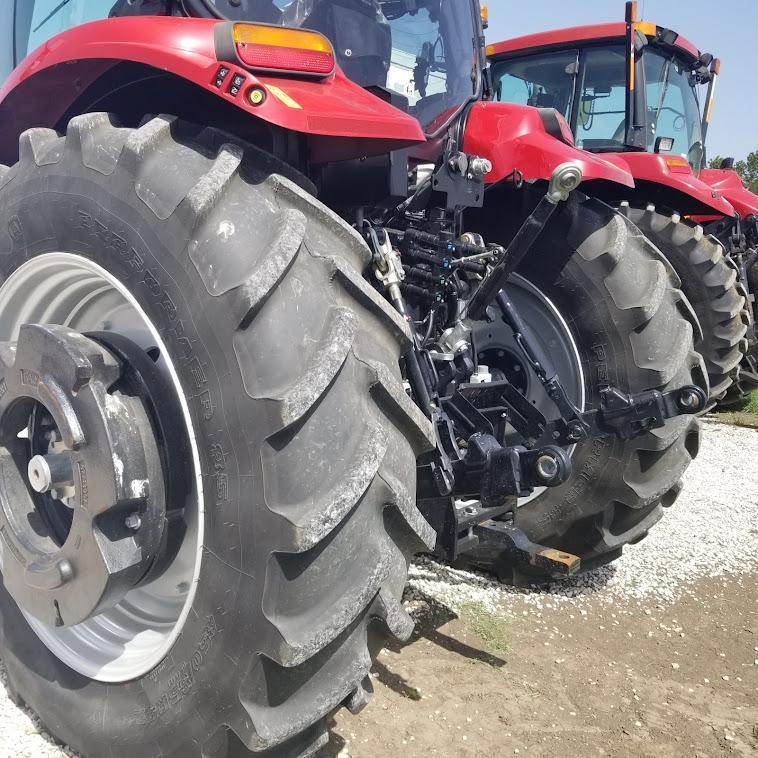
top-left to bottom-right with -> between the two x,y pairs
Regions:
487,2 -> 718,172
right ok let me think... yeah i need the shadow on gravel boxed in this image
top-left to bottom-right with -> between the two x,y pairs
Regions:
401,592 -> 507,668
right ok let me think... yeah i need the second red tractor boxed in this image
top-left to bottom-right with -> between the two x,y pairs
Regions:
488,1 -> 758,406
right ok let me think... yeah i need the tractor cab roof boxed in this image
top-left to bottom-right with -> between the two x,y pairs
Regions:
487,21 -> 701,64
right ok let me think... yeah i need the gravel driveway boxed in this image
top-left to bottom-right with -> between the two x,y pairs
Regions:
1,420 -> 756,757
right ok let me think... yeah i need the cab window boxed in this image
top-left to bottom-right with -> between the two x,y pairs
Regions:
493,50 -> 578,121
575,46 -> 627,150
0,2 -> 14,83
643,48 -> 704,166
14,0 -> 115,63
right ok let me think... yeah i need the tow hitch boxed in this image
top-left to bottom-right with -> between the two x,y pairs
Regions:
420,381 -> 706,564
369,158 -> 707,573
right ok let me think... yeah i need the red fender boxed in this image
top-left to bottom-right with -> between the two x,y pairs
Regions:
0,17 -> 425,164
462,102 -> 635,189
698,168 -> 758,219
601,152 -> 735,217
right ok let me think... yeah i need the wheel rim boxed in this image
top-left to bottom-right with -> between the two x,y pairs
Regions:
0,253 -> 204,682
471,274 -> 585,507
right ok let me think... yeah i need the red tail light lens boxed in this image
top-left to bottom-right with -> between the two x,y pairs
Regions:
232,24 -> 335,77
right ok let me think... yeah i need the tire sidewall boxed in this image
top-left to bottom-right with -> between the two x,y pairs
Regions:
0,155 -> 262,753
510,199 -> 684,548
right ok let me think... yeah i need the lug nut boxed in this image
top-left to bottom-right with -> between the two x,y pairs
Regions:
536,454 -> 560,482
567,421 -> 585,441
125,513 -> 142,531
57,560 -> 74,584
27,454 -> 73,494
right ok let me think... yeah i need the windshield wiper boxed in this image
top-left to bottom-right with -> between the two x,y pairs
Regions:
33,0 -> 72,33
652,58 -> 672,130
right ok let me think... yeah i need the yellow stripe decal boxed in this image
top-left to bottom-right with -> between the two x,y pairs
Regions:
265,85 -> 303,110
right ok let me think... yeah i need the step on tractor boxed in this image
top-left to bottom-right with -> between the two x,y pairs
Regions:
0,1 -> 706,756
487,0 -> 757,408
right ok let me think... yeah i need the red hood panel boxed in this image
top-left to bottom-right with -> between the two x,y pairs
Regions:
463,102 -> 634,188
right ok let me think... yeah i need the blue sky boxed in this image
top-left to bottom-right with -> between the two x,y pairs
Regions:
486,0 -> 758,161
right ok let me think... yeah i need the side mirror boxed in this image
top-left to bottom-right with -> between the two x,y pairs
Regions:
699,52 -> 714,67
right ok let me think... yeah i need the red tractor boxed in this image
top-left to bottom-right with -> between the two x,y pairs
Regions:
487,0 -> 757,406
0,1 -> 706,756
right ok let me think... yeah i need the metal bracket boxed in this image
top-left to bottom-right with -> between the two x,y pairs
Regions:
473,521 -> 581,577
593,384 -> 706,440
432,151 -> 491,210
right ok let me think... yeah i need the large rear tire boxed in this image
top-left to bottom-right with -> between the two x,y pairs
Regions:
619,204 -> 750,404
465,196 -> 707,579
0,114 -> 434,757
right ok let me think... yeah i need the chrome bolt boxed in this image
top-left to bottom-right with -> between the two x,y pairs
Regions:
28,453 -> 73,493
57,560 -> 74,584
469,156 -> 493,178
125,513 -> 142,531
536,454 -> 560,482
679,389 -> 700,410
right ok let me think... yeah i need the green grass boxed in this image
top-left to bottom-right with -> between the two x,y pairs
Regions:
743,391 -> 758,415
712,390 -> 758,429
460,603 -> 510,656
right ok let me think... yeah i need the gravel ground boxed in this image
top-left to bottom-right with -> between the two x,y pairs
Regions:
408,419 -> 758,612
0,420 -> 756,757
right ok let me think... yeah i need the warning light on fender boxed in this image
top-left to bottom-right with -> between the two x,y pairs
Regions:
229,24 -> 335,77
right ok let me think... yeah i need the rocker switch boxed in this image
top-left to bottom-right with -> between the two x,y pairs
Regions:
229,74 -> 246,97
215,66 -> 230,88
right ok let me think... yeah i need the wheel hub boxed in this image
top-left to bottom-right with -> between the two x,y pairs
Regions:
0,324 -> 166,627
